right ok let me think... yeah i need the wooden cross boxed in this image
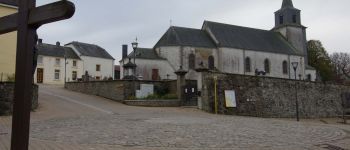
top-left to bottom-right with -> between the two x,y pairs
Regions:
0,0 -> 75,149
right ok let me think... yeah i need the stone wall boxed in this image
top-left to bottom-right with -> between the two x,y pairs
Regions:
0,82 -> 38,115
124,100 -> 180,107
199,71 -> 350,118
65,80 -> 178,102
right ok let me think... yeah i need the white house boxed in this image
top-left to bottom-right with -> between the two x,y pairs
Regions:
120,0 -> 316,81
65,41 -> 115,80
34,41 -> 83,84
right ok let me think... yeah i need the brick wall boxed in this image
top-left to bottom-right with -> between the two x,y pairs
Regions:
0,82 -> 38,115
199,72 -> 350,118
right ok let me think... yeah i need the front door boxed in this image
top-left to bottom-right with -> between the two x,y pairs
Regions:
37,68 -> 43,83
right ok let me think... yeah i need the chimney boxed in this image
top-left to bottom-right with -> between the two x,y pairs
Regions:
38,39 -> 43,44
56,41 -> 60,46
122,45 -> 128,59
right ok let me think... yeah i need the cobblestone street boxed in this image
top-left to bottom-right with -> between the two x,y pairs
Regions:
0,85 -> 350,149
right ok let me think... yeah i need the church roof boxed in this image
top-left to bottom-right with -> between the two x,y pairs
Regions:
66,41 -> 115,60
37,43 -> 80,60
0,0 -> 17,6
154,26 -> 216,48
203,21 -> 302,56
127,48 -> 165,60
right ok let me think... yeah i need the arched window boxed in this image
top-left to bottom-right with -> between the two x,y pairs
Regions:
208,56 -> 214,70
282,61 -> 288,74
264,59 -> 270,73
245,57 -> 251,72
188,54 -> 195,69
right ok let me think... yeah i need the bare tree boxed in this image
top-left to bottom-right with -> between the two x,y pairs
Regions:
330,52 -> 350,79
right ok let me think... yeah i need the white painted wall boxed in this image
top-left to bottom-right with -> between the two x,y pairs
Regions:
80,56 -> 114,80
34,56 -> 83,84
120,58 -> 175,80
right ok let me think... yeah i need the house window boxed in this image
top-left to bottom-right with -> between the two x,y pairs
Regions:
72,71 -> 77,80
208,56 -> 214,70
54,70 -> 60,80
55,58 -> 60,66
245,57 -> 251,72
282,61 -> 288,74
292,15 -> 297,23
73,60 -> 77,67
264,59 -> 270,73
279,15 -> 284,24
37,56 -> 43,64
189,54 -> 195,69
96,65 -> 101,71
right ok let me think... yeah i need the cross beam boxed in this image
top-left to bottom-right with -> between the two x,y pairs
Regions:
0,0 -> 75,34
0,0 -> 75,150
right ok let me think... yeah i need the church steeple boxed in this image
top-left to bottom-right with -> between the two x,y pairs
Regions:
282,0 -> 294,8
274,0 -> 301,28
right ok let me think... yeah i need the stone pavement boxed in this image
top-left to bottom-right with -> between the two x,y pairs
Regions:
0,85 -> 350,149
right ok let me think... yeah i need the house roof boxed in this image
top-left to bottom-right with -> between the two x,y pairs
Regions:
0,0 -> 17,6
154,26 -> 216,48
203,21 -> 302,56
36,43 -> 80,59
127,48 -> 165,60
67,41 -> 115,60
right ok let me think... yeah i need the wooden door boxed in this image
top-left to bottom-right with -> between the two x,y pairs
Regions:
152,69 -> 159,80
37,68 -> 43,83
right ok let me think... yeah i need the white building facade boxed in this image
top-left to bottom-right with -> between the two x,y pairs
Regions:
66,42 -> 115,80
34,42 -> 83,84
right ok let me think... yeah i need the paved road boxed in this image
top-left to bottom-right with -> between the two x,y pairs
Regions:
1,85 -> 350,150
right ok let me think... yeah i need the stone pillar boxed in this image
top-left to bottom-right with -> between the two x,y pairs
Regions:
175,66 -> 187,105
196,66 -> 209,110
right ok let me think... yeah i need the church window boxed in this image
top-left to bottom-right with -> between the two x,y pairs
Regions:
208,56 -> 215,70
292,15 -> 297,23
189,54 -> 195,69
264,59 -> 270,73
245,57 -> 251,72
279,15 -> 284,24
283,61 -> 288,74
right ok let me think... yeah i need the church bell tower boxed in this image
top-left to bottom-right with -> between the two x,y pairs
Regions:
273,0 -> 308,64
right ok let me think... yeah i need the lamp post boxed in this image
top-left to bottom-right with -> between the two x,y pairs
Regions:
131,38 -> 138,77
131,39 -> 138,96
292,62 -> 299,122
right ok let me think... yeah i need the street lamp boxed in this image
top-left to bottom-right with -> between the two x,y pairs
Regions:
291,62 -> 299,122
131,39 -> 138,96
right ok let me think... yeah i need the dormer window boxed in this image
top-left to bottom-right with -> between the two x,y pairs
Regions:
292,15 -> 297,23
279,15 -> 284,24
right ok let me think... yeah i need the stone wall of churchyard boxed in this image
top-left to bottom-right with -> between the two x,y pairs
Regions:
0,82 -> 38,115
65,80 -> 178,102
199,71 -> 350,118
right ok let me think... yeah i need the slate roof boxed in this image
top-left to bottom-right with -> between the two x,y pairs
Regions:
36,43 -> 80,59
203,21 -> 302,55
127,48 -> 165,60
0,0 -> 17,6
154,26 -> 216,48
67,41 -> 114,60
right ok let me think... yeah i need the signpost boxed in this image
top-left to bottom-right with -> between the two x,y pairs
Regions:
0,1 -> 75,149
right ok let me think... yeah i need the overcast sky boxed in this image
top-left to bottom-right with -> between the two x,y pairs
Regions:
37,0 -> 350,63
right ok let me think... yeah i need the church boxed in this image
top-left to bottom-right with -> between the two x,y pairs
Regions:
120,0 -> 316,81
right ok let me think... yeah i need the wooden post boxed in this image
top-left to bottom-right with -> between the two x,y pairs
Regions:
10,0 -> 37,149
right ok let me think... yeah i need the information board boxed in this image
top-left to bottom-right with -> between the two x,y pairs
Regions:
225,90 -> 237,107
